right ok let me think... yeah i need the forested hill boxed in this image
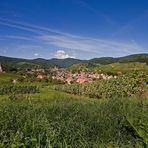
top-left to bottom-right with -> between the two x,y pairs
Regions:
0,53 -> 148,71
50,58 -> 83,67
89,53 -> 148,64
0,56 -> 55,71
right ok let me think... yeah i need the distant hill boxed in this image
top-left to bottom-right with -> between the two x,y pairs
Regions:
68,53 -> 148,74
0,56 -> 83,71
50,53 -> 148,67
0,53 -> 148,71
117,54 -> 148,63
0,56 -> 55,71
50,58 -> 83,67
90,57 -> 117,64
89,54 -> 148,64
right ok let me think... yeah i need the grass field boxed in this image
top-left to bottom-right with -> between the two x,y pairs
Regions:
0,86 -> 148,147
0,73 -> 18,83
0,72 -> 147,147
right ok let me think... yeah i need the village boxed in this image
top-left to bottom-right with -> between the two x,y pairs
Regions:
0,63 -> 119,84
35,67 -> 118,84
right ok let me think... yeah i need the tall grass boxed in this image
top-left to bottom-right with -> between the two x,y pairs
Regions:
0,94 -> 147,147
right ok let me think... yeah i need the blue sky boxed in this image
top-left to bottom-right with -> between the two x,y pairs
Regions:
0,0 -> 148,59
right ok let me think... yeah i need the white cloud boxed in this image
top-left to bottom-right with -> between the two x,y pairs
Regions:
55,50 -> 75,59
34,53 -> 39,56
38,35 -> 144,56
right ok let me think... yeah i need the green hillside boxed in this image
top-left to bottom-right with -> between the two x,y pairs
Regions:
0,56 -> 55,71
67,53 -> 148,74
50,58 -> 83,67
118,53 -> 148,63
89,53 -> 148,65
89,57 -> 117,64
68,62 -> 148,74
0,53 -> 148,71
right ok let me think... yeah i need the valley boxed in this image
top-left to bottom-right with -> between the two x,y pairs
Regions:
1,0 -> 148,147
0,54 -> 148,147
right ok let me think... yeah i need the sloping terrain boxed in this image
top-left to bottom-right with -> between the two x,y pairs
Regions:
50,58 -> 83,67
0,53 -> 148,71
89,53 -> 148,64
0,56 -> 55,71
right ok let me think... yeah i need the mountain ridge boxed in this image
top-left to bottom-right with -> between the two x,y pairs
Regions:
0,53 -> 148,71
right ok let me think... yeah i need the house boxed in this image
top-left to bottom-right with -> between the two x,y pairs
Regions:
107,75 -> 113,80
50,67 -> 115,84
32,68 -> 45,72
65,77 -> 73,84
56,76 -> 65,81
100,74 -> 105,80
76,78 -> 89,84
37,75 -> 47,79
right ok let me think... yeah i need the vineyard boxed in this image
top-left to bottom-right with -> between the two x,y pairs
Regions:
0,85 -> 39,95
53,72 -> 147,98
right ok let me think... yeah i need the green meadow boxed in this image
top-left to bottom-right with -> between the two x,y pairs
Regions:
0,72 -> 147,147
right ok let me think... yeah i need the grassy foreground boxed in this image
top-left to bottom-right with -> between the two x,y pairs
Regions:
0,88 -> 147,148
